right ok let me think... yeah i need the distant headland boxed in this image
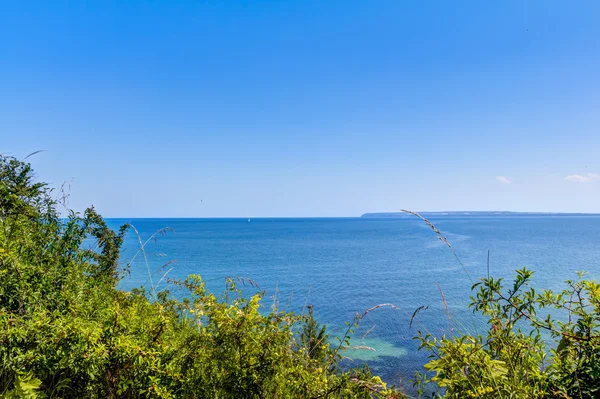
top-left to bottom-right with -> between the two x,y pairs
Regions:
361,211 -> 600,218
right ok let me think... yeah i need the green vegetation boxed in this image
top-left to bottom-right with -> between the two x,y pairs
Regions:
2,154 -> 600,398
0,155 -> 400,398
415,269 -> 600,398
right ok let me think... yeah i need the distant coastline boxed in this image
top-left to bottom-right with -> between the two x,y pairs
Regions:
361,211 -> 600,218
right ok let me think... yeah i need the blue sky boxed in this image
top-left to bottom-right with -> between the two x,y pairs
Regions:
2,1 -> 600,216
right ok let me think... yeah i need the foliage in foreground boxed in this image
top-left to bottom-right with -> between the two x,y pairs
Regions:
415,268 -> 600,398
4,154 -> 600,399
0,155 -> 402,398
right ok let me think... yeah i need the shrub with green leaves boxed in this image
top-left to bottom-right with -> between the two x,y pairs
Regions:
0,155 -> 402,398
415,268 -> 600,399
8,154 -> 599,399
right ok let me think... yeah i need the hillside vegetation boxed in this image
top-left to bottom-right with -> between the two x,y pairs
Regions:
0,155 -> 400,398
1,155 -> 600,398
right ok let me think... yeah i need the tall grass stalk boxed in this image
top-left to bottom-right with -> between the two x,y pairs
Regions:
128,225 -> 174,301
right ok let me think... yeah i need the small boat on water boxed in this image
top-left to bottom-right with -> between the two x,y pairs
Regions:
248,218 -> 251,223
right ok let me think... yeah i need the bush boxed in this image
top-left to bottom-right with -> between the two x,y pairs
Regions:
6,154 -> 599,399
415,268 -> 600,398
0,155 -> 402,398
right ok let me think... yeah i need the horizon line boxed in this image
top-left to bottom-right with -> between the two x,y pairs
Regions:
101,211 -> 600,219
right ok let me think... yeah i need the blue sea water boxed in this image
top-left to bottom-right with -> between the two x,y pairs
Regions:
107,216 -> 600,389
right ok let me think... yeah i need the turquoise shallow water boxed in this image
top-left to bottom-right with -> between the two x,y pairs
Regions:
107,216 -> 600,388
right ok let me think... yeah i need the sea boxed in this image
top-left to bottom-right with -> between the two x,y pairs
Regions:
106,215 -> 600,390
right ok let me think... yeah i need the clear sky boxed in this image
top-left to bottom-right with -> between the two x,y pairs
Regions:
2,1 -> 600,217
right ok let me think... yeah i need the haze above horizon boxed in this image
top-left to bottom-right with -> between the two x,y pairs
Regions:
2,1 -> 600,217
